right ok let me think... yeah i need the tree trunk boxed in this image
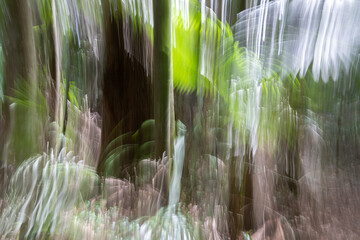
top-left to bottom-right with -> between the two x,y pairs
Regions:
1,0 -> 38,165
227,1 -> 247,237
48,0 -> 61,124
3,0 -> 37,86
97,0 -> 152,177
153,0 -> 174,160
0,0 -> 38,235
230,0 -> 246,26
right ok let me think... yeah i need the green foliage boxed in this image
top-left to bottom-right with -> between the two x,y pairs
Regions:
135,205 -> 201,239
68,80 -> 81,108
62,204 -> 201,239
37,0 -> 53,25
5,80 -> 48,164
65,206 -> 142,239
172,0 -> 238,98
7,80 -> 47,115
0,149 -> 99,239
103,119 -> 155,177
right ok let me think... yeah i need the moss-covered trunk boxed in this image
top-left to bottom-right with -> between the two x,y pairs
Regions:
1,0 -> 39,165
153,0 -> 174,160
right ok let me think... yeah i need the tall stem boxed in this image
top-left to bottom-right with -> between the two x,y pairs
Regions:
153,0 -> 174,159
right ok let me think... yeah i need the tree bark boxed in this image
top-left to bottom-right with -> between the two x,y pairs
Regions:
97,0 -> 152,176
230,0 -> 246,26
3,0 -> 37,87
227,1 -> 248,237
48,0 -> 61,124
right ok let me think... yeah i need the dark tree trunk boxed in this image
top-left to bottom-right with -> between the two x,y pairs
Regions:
48,0 -> 61,124
230,0 -> 246,26
97,0 -> 152,177
227,1 -> 247,238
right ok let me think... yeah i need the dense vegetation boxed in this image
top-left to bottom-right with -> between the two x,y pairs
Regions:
0,0 -> 359,239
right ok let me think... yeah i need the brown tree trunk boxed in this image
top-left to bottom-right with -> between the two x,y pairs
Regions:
48,0 -> 61,124
227,1 -> 248,238
97,0 -> 152,177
